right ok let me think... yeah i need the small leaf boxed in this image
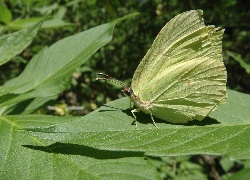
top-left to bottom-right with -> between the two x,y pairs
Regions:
8,17 -> 74,30
0,15 -> 46,66
0,2 -> 12,24
227,51 -> 250,74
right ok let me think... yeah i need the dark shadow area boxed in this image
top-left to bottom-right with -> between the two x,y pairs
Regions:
183,117 -> 220,126
126,109 -> 168,125
23,142 -> 144,159
122,109 -> 220,126
98,104 -> 219,127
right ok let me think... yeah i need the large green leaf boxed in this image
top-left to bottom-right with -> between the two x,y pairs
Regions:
23,89 -> 250,160
1,89 -> 249,179
210,89 -> 250,124
0,115 -> 160,179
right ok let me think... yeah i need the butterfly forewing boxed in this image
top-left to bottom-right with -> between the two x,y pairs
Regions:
131,10 -> 226,122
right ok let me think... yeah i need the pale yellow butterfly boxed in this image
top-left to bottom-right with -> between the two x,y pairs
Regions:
97,10 -> 227,129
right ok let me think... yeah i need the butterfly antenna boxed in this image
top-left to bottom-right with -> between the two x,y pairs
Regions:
96,73 -> 126,87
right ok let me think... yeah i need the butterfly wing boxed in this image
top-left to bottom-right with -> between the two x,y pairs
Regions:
131,10 -> 226,122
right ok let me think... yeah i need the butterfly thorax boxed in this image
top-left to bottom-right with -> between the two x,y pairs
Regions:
122,86 -> 152,112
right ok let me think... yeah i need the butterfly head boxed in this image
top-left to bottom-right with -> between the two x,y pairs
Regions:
122,86 -> 134,97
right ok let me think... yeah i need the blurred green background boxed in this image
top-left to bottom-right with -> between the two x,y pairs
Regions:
0,0 -> 249,178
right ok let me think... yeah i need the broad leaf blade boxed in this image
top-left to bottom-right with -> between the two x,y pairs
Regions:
26,89 -> 250,160
210,89 -> 250,124
0,116 -> 159,179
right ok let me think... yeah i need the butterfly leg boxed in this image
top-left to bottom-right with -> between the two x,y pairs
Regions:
131,109 -> 138,129
132,109 -> 159,129
150,112 -> 159,130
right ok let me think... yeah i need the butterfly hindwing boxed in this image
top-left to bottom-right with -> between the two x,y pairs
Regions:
131,10 -> 226,122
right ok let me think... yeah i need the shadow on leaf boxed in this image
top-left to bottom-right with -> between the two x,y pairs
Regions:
23,142 -> 144,159
98,104 -> 219,127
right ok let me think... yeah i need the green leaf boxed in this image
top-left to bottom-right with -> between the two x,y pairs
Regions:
227,167 -> 250,180
0,19 -> 117,113
0,116 -> 160,179
1,96 -> 58,115
42,18 -> 74,28
210,89 -> 250,124
0,2 -> 12,24
0,14 -> 160,179
227,51 -> 250,74
25,89 -> 250,160
8,17 -> 74,30
0,15 -> 46,66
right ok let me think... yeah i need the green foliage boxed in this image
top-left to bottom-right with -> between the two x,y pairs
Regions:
0,12 -> 161,179
227,168 -> 250,180
1,89 -> 250,178
227,51 -> 250,74
0,15 -> 46,66
0,1 -> 12,24
1,114 -> 159,179
24,89 -> 250,160
0,17 -> 117,115
0,0 -> 249,179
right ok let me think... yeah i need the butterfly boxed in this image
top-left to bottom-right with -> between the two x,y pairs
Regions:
97,10 -> 227,129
